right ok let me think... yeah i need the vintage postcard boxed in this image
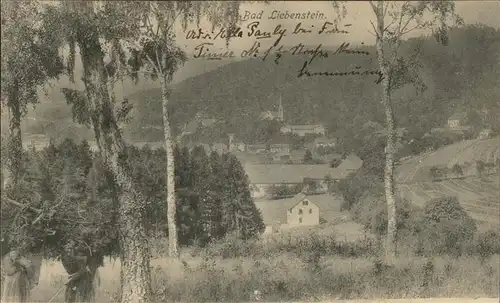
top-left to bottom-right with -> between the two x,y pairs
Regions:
1,1 -> 499,302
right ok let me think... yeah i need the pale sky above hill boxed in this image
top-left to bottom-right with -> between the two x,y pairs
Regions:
175,1 -> 500,55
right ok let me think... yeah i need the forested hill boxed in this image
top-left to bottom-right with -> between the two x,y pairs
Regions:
127,24 -> 500,140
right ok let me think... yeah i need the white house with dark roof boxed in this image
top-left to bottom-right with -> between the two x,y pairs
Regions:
254,193 -> 344,234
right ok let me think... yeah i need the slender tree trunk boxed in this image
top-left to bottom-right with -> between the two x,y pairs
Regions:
6,79 -> 22,188
79,44 -> 151,303
374,1 -> 397,264
160,77 -> 179,258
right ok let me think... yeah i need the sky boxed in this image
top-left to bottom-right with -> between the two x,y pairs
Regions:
175,1 -> 500,55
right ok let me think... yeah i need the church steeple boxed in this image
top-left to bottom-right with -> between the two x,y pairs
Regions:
278,93 -> 284,121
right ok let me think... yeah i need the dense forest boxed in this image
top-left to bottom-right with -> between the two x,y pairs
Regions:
1,139 -> 265,256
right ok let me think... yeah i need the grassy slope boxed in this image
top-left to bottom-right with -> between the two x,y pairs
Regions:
31,253 -> 499,302
396,138 -> 500,230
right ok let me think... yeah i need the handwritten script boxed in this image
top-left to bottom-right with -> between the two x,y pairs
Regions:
184,17 -> 383,83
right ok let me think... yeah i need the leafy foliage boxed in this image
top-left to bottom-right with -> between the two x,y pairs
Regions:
415,196 -> 477,256
1,139 -> 265,258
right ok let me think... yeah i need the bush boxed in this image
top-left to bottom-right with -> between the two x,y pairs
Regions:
351,196 -> 415,237
415,196 -> 477,256
267,184 -> 303,199
475,229 -> 500,260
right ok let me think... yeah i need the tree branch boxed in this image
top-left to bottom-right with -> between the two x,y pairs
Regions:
3,196 -> 42,214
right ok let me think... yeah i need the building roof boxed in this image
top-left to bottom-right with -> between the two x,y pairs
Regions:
314,136 -> 337,144
244,158 -> 362,183
282,124 -> 325,130
260,110 -> 280,118
247,144 -> 267,150
245,164 -> 336,183
254,193 -> 344,225
334,154 -> 363,173
448,112 -> 467,120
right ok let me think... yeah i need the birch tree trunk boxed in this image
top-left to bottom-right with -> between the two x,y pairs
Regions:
79,45 -> 151,303
374,1 -> 397,264
5,79 -> 22,188
160,77 -> 179,258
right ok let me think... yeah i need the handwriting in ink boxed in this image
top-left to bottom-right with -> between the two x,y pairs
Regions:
241,41 -> 261,58
193,43 -> 236,60
292,22 -> 313,34
185,27 -> 243,40
289,43 -> 328,64
247,22 -> 287,45
334,42 -> 371,56
318,21 -> 350,34
297,61 -> 384,84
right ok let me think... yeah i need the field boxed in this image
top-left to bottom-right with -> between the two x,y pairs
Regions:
397,175 -> 499,230
395,137 -> 500,230
29,252 -> 500,302
396,138 -> 500,184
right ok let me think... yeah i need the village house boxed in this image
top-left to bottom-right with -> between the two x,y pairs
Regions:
478,128 -> 493,140
228,133 -> 246,152
447,112 -> 467,129
280,124 -> 327,137
246,144 -> 268,154
272,152 -> 291,162
334,154 -> 364,177
244,163 -> 336,199
314,136 -> 337,148
176,112 -> 221,141
270,143 -> 291,153
210,142 -> 229,154
259,95 -> 284,122
244,155 -> 363,199
254,193 -> 344,234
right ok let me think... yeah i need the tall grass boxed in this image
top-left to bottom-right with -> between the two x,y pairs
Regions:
27,230 -> 499,302
29,252 -> 499,302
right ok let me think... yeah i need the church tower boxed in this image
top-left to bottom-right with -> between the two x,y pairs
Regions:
277,94 -> 284,121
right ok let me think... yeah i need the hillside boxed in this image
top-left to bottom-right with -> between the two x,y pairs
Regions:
395,137 -> 500,230
125,25 -> 500,141
395,138 -> 500,183
397,176 -> 499,230
6,25 -> 499,146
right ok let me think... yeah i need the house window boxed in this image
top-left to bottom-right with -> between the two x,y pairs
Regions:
299,218 -> 302,223
303,200 -> 308,205
309,209 -> 312,214
298,209 -> 303,215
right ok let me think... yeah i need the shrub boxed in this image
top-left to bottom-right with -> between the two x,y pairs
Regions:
475,229 -> 500,260
267,184 -> 303,199
451,164 -> 463,177
415,196 -> 477,256
352,196 -> 415,237
203,232 -> 263,259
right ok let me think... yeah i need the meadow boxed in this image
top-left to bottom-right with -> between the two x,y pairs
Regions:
397,175 -> 499,231
28,230 -> 500,303
395,137 -> 500,184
